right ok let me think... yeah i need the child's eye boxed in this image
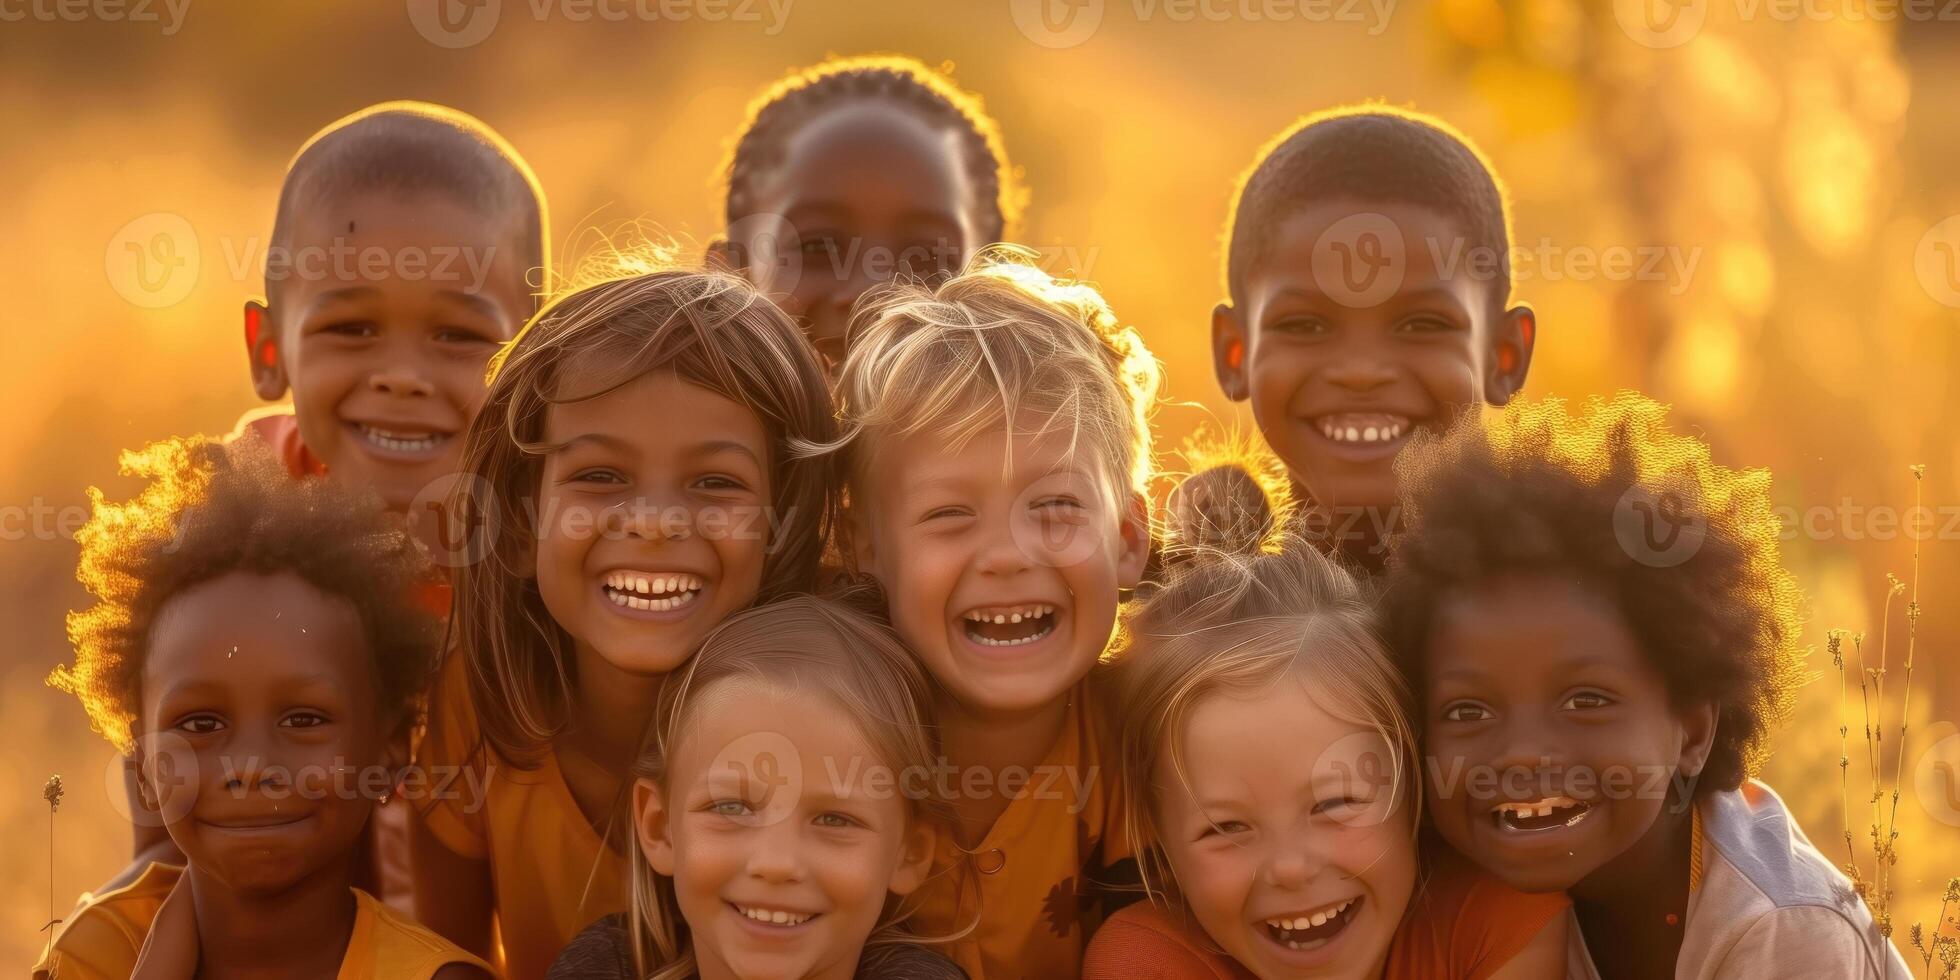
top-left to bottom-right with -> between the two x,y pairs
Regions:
1267,316 -> 1329,337
1561,691 -> 1615,711
176,715 -> 224,735
280,711 -> 329,729
1033,496 -> 1086,515
1313,796 -> 1372,816
567,468 -> 627,485
799,236 -> 841,259
920,505 -> 972,523
1198,819 -> 1250,839
708,799 -> 755,817
318,321 -> 378,338
1395,316 -> 1461,334
813,812 -> 861,829
694,474 -> 750,493
434,326 -> 495,345
1441,702 -> 1493,723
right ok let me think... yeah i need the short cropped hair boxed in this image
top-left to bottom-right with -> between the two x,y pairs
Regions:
51,434 -> 440,753
1223,106 -> 1512,308
269,101 -> 549,300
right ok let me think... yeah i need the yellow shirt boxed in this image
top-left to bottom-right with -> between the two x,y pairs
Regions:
909,679 -> 1135,980
31,863 -> 488,980
418,654 -> 629,980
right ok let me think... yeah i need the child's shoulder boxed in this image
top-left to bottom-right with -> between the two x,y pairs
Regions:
1390,847 -> 1568,980
1683,780 -> 1909,976
32,862 -> 182,980
227,405 -> 325,478
1083,901 -> 1251,979
352,886 -> 494,979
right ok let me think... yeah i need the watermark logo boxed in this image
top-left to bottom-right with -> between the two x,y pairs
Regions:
406,0 -> 501,47
1913,723 -> 1960,828
1613,482 -> 1708,568
409,472 -> 500,569
1613,0 -> 1708,47
1914,214 -> 1960,310
1313,731 -> 1403,827
1010,0 -> 1105,46
1313,212 -> 1404,309
106,213 -> 199,309
724,211 -> 802,299
107,731 -> 198,829
708,731 -> 803,827
1009,478 -> 1114,570
0,0 -> 190,34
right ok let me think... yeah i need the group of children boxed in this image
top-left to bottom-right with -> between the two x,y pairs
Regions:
34,53 -> 1912,980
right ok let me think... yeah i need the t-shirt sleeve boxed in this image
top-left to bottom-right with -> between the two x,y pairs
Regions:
1710,905 -> 1911,979
1083,905 -> 1244,980
857,942 -> 972,979
1401,858 -> 1570,980
412,654 -> 491,860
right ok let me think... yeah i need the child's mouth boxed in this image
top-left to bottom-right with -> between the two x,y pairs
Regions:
960,603 -> 1058,648
1260,895 -> 1360,951
603,570 -> 703,613
1313,413 -> 1410,446
349,422 -> 450,457
730,901 -> 819,928
1490,796 -> 1593,832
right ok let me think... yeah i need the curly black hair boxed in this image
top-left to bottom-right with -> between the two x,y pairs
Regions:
50,433 -> 441,752
1383,392 -> 1807,795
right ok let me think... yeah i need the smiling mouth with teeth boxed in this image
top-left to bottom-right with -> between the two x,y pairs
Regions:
1262,896 -> 1360,950
732,902 -> 816,927
1490,796 -> 1593,832
603,571 -> 703,612
353,422 -> 448,454
961,604 -> 1058,648
1314,413 -> 1411,445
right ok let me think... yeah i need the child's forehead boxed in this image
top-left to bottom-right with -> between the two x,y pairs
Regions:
862,416 -> 1121,490
142,572 -> 371,698
748,100 -> 972,223
1244,198 -> 1499,314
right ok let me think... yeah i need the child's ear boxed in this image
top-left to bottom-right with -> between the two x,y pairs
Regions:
244,299 -> 289,401
632,776 -> 677,876
1211,302 -> 1251,402
888,818 -> 938,897
1676,700 -> 1719,787
1483,303 -> 1536,407
706,237 -> 746,276
1116,490 -> 1152,590
128,753 -> 162,815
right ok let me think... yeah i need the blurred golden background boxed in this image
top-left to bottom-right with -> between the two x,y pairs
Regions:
3,0 -> 1957,973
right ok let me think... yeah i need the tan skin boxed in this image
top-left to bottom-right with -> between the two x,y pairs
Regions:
715,99 -> 990,371
410,373 -> 777,958
1421,575 -> 1716,980
124,571 -> 489,980
1213,200 -> 1534,569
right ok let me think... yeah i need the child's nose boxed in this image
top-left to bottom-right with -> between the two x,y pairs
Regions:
1323,354 -> 1398,392
974,520 -> 1034,577
609,496 -> 694,543
369,365 -> 435,398
1261,836 -> 1331,890
744,823 -> 807,884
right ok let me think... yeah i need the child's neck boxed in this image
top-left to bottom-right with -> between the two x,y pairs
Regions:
1568,798 -> 1697,980
935,691 -> 1073,848
557,643 -> 666,837
186,860 -> 356,980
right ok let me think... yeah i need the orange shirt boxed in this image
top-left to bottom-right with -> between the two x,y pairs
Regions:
417,654 -> 629,980
1082,854 -> 1568,979
908,680 -> 1136,980
31,863 -> 489,980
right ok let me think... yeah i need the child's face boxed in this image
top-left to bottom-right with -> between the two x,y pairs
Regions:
136,570 -> 397,896
1420,574 -> 1713,894
1154,676 -> 1415,980
534,370 -> 774,678
250,190 -> 533,511
728,101 -> 984,368
1213,200 -> 1532,515
639,678 -> 934,980
853,423 -> 1150,714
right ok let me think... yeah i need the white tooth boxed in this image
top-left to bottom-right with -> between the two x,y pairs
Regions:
993,614 -> 1006,624
1311,911 -> 1328,927
1536,804 -> 1552,817
1292,917 -> 1310,930
1364,427 -> 1379,441
687,575 -> 701,590
1011,613 -> 1023,623
1345,426 -> 1360,441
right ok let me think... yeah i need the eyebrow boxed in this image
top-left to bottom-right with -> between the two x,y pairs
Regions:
1430,654 -> 1628,685
552,434 -> 764,469
435,288 -> 504,320
303,286 -> 381,312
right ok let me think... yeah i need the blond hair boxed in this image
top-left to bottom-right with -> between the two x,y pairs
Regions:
1111,530 -> 1418,902
626,592 -> 956,979
830,247 -> 1160,509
